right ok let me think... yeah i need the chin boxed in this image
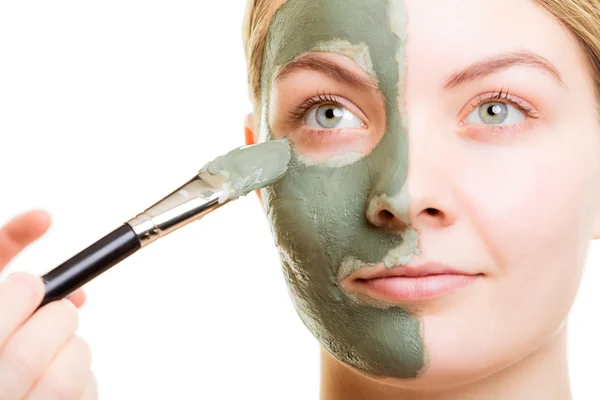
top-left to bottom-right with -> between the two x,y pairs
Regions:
334,300 -> 557,392
384,314 -> 564,391
351,332 -> 513,392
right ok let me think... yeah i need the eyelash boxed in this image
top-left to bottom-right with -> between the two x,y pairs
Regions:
288,90 -> 345,125
467,87 -> 540,120
287,87 -> 540,133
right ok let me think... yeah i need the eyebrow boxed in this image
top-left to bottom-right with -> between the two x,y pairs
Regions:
444,51 -> 565,89
275,53 -> 378,91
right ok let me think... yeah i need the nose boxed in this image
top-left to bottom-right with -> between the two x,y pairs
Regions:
366,185 -> 411,231
366,142 -> 457,232
367,184 -> 455,232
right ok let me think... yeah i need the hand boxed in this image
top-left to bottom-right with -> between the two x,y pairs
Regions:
0,210 -> 97,400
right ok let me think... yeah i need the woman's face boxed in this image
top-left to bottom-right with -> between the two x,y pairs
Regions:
254,0 -> 600,386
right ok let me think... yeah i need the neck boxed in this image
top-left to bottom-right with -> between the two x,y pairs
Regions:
320,327 -> 571,400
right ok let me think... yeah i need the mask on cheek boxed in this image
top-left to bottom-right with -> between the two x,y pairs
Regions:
259,0 -> 425,378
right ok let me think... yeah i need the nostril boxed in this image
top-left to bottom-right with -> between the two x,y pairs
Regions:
377,209 -> 395,224
425,208 -> 440,217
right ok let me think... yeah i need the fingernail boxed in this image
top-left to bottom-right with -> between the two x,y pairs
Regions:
33,209 -> 51,224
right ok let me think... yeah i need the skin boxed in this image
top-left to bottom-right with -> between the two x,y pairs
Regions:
246,0 -> 600,397
0,210 -> 97,400
259,0 -> 424,378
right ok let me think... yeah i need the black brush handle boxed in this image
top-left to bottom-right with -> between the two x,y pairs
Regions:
39,224 -> 141,309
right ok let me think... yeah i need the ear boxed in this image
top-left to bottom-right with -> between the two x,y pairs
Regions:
244,113 -> 262,202
245,113 -> 256,146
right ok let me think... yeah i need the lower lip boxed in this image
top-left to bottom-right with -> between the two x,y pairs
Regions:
354,274 -> 479,302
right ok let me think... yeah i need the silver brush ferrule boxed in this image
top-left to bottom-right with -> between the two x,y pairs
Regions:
127,171 -> 230,248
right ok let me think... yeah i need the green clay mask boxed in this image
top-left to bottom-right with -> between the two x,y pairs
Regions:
260,0 -> 425,377
200,139 -> 290,202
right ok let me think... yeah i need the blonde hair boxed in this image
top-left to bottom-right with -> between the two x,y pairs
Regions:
537,0 -> 600,103
242,0 -> 285,108
243,0 -> 600,108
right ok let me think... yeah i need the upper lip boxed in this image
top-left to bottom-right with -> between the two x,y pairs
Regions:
342,262 -> 478,282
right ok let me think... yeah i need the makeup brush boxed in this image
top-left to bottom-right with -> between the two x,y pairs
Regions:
38,139 -> 290,309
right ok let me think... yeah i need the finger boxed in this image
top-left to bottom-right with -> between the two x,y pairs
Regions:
66,289 -> 86,309
0,300 -> 78,400
80,371 -> 98,400
0,210 -> 51,268
25,336 -> 92,400
0,273 -> 44,350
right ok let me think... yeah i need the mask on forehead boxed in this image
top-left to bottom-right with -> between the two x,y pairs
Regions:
259,0 -> 425,377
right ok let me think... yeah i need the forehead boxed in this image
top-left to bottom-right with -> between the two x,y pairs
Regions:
266,1 -> 406,63
262,0 -> 405,99
263,0 -> 583,90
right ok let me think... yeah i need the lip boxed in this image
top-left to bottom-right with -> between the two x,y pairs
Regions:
340,262 -> 483,303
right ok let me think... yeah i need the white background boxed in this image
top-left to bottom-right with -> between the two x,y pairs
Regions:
0,1 -> 598,399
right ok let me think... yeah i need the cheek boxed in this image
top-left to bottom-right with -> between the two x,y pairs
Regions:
462,138 -> 592,328
263,162 -> 365,261
420,139 -> 594,378
460,140 -> 591,271
459,140 -> 589,336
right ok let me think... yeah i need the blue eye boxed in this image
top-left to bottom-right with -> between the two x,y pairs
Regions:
306,104 -> 362,129
466,101 -> 526,125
